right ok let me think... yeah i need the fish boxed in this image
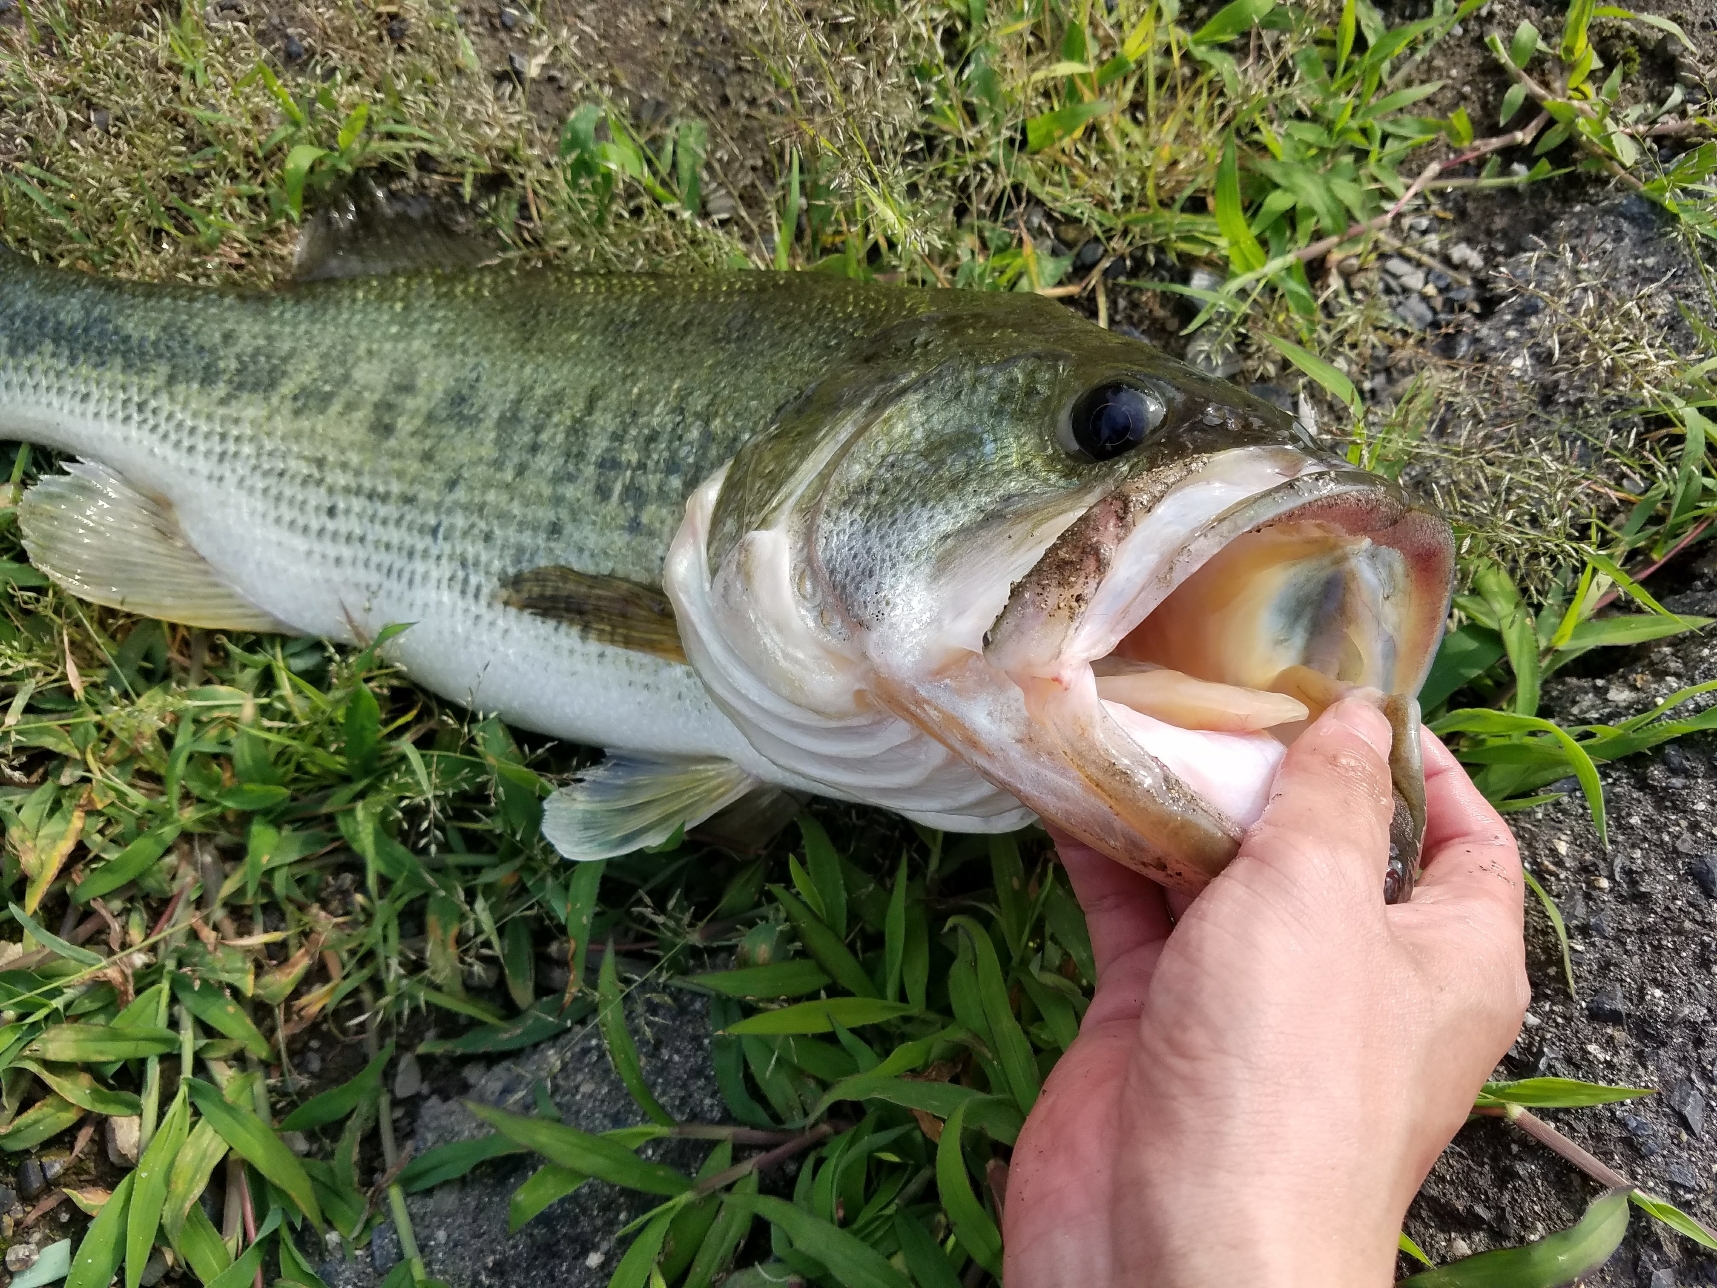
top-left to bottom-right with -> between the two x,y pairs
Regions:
0,248 -> 1453,899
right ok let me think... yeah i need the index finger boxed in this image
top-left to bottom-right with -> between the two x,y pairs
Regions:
1411,727 -> 1523,914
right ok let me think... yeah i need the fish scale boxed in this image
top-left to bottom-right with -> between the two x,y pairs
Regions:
0,254 -> 931,774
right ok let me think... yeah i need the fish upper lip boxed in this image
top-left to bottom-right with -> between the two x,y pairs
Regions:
983,447 -> 1362,682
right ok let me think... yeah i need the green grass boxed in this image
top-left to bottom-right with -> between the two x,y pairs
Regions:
0,0 -> 1715,1284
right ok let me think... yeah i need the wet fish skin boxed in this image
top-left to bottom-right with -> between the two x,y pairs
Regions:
0,258 -> 942,776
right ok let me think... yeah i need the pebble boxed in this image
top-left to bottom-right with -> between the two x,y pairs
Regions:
38,1155 -> 66,1183
1622,1112 -> 1661,1155
1383,256 -> 1417,280
139,1249 -> 169,1287
499,6 -> 517,27
17,1159 -> 44,1200
1394,296 -> 1435,331
393,1053 -> 424,1100
1669,1080 -> 1705,1136
107,1115 -> 141,1167
5,1243 -> 36,1272
1690,855 -> 1717,899
506,51 -> 528,80
1647,1269 -> 1674,1288
1074,239 -> 1104,269
0,1184 -> 14,1212
1667,1159 -> 1705,1190
1447,1236 -> 1472,1259
1587,986 -> 1627,1024
386,16 -> 408,42
1447,241 -> 1485,271
283,35 -> 305,61
371,1220 -> 402,1273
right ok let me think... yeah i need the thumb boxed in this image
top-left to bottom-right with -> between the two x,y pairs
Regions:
1235,696 -> 1396,904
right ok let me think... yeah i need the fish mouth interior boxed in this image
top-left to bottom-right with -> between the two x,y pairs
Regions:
1003,469 -> 1453,841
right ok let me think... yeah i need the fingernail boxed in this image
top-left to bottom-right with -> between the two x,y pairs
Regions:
1328,695 -> 1392,758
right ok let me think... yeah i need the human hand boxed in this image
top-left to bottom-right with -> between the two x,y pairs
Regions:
1003,697 -> 1529,1288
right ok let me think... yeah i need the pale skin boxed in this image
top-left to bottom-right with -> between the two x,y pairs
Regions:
1005,697 -> 1531,1287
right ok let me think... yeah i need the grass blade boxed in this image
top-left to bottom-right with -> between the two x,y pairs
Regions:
597,940 -> 674,1126
1631,1190 -> 1717,1250
770,886 -> 877,999
724,1194 -> 911,1288
951,916 -> 1039,1113
683,962 -> 832,1000
126,1089 -> 187,1288
183,1077 -> 322,1229
935,1098 -> 1002,1276
397,1134 -> 527,1193
508,1163 -> 586,1233
66,1171 -> 134,1288
464,1102 -> 691,1196
1522,869 -> 1577,999
280,1044 -> 392,1132
1477,1078 -> 1651,1109
1398,1187 -> 1628,1285
722,999 -> 917,1036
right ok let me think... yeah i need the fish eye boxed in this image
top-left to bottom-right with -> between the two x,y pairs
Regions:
1067,382 -> 1166,461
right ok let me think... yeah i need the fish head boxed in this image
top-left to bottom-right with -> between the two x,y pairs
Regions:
669,290 -> 1453,893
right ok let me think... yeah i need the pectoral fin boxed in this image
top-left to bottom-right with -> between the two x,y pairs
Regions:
17,463 -> 290,633
499,565 -> 686,664
541,754 -> 760,861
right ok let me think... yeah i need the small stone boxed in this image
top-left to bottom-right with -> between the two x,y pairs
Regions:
1447,1237 -> 1472,1260
284,1130 -> 312,1156
1382,255 -> 1415,279
1394,295 -> 1435,331
0,1185 -> 14,1213
38,1155 -> 67,1182
386,16 -> 408,42
393,1052 -> 423,1099
1667,1159 -> 1705,1191
1669,1080 -> 1705,1136
1622,1112 -> 1661,1155
1448,241 -> 1485,271
1691,856 -> 1717,899
1587,987 -> 1627,1024
1589,913 -> 1613,938
505,50 -> 527,80
1428,269 -> 1451,290
283,34 -> 305,61
1074,238 -> 1104,269
17,1158 -> 45,1199
107,1115 -> 141,1167
1338,256 -> 1361,275
1648,1268 -> 1675,1288
6,1242 -> 37,1272
370,1219 -> 402,1272
91,108 -> 111,132
499,7 -> 517,27
139,1248 -> 169,1287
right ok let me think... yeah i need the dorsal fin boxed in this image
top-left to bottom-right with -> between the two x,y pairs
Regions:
293,177 -> 497,282
17,463 -> 290,633
541,755 -> 759,861
498,565 -> 687,664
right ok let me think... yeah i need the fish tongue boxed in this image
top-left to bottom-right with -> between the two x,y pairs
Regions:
1093,667 -> 1309,732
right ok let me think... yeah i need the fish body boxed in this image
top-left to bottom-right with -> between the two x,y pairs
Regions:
0,253 -> 1453,891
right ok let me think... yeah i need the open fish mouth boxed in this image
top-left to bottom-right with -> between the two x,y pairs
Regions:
981,446 -> 1454,896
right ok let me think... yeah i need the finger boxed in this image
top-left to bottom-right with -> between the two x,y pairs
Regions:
1410,729 -> 1523,916
1050,828 -> 1172,981
1238,696 -> 1394,896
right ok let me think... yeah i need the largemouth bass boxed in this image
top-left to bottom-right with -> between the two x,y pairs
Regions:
0,252 -> 1452,897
